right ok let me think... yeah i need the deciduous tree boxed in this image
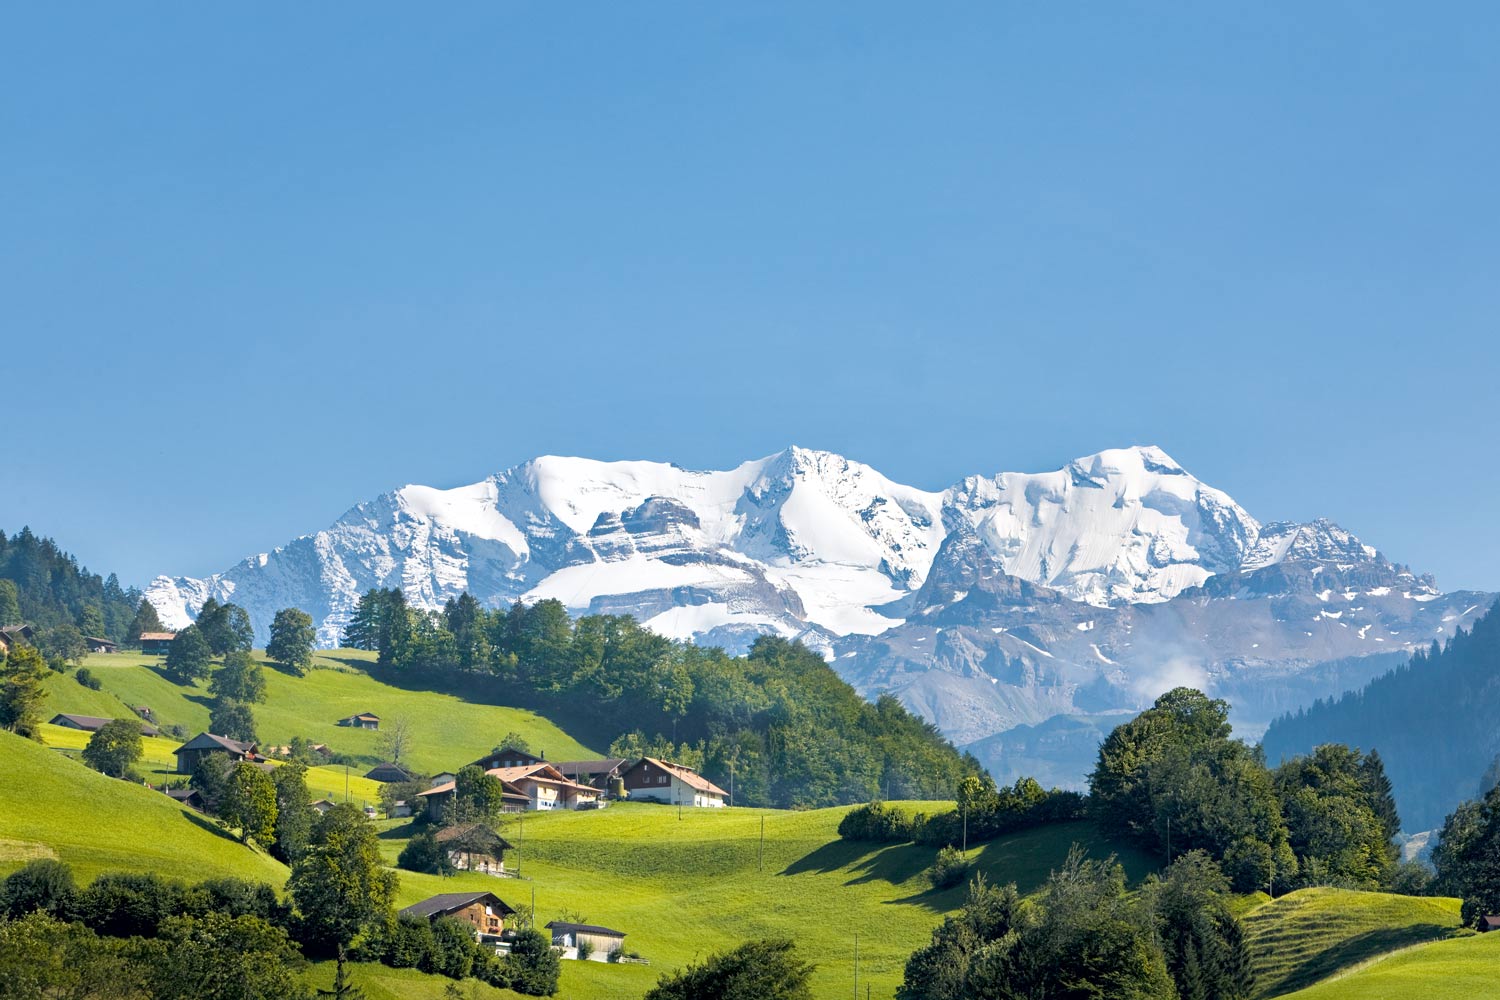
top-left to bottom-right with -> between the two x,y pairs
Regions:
83,718 -> 144,778
268,608 -> 317,676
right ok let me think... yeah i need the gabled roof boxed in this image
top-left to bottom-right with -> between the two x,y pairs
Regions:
416,777 -> 530,803
550,758 -> 628,778
399,892 -> 516,921
175,732 -> 255,756
364,762 -> 415,782
627,757 -> 728,796
469,746 -> 544,769
339,711 -> 380,721
486,763 -> 600,794
1481,914 -> 1500,930
546,920 -> 626,938
49,713 -> 161,737
434,822 -> 515,850
138,632 -> 177,641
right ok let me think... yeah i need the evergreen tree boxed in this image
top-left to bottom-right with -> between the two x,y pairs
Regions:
125,598 -> 164,647
82,718 -> 144,778
340,591 -> 382,651
267,608 -> 317,675
190,752 -> 236,814
0,580 -> 21,626
164,625 -> 213,685
1433,783 -> 1500,927
0,643 -> 49,738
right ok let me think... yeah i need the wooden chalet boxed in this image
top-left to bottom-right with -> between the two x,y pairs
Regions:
311,798 -> 338,814
1480,915 -> 1500,933
469,746 -> 545,770
435,823 -> 516,876
364,762 -> 416,783
550,757 -> 629,790
620,757 -> 728,808
0,624 -> 36,655
546,921 -> 626,961
336,711 -> 381,730
165,787 -> 205,812
416,776 -> 530,819
173,732 -> 259,774
49,713 -> 160,738
399,891 -> 516,943
83,636 -> 118,654
138,632 -> 176,655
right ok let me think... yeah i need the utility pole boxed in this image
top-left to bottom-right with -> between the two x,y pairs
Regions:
344,764 -> 350,802
853,933 -> 859,1000
531,883 -> 536,931
517,813 -> 524,878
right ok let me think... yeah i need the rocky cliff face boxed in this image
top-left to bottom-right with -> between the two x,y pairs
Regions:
146,445 -> 1490,784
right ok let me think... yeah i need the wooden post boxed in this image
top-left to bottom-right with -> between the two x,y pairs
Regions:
853,932 -> 859,999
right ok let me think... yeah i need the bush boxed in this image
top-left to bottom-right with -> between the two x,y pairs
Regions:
396,830 -> 454,876
837,801 -> 919,842
75,872 -> 187,938
505,928 -> 561,996
576,937 -> 594,960
926,845 -> 971,889
75,667 -> 102,690
386,916 -> 436,969
429,917 -> 477,978
0,859 -> 77,920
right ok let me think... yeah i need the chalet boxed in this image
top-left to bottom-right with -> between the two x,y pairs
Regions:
138,632 -> 176,655
550,757 -> 629,791
48,713 -> 160,738
470,746 -> 545,770
1480,915 -> 1500,933
364,762 -> 416,783
416,777 -> 531,820
435,823 -> 516,876
483,763 -> 601,811
84,636 -> 118,654
429,771 -> 457,787
311,798 -> 338,814
399,891 -> 516,943
173,732 -> 258,774
546,921 -> 626,961
337,712 -> 381,730
0,624 -> 36,655
620,757 -> 727,808
165,787 -> 205,812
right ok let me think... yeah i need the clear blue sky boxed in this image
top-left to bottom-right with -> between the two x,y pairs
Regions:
3,3 -> 1497,592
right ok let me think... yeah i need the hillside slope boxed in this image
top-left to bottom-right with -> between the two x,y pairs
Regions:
1280,931 -> 1500,1000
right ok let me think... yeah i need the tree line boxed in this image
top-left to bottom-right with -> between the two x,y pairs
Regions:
342,588 -> 984,808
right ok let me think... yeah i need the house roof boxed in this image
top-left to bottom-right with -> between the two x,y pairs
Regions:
630,757 -> 728,796
83,635 -> 117,646
469,746 -> 543,769
415,778 -> 530,803
364,762 -> 415,782
1481,915 -> 1500,930
545,920 -> 625,938
550,758 -> 628,778
486,763 -> 599,794
175,732 -> 255,756
339,712 -> 380,721
138,632 -> 177,641
434,823 -> 515,850
48,713 -> 161,737
399,892 -> 516,921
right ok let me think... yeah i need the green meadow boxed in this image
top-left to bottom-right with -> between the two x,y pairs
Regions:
1280,931 -> 1500,1000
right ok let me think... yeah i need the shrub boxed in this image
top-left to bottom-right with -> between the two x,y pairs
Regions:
396,830 -> 454,876
837,800 -> 917,842
386,917 -> 436,969
429,917 -> 477,978
0,859 -> 77,920
75,667 -> 102,690
576,937 -> 594,960
926,845 -> 971,889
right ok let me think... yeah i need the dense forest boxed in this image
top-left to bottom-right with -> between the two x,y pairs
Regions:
342,588 -> 984,808
1263,601 -> 1500,831
0,528 -> 146,647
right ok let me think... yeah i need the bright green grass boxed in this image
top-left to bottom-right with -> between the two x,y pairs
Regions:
370,804 -> 1157,1000
301,961 -> 520,1000
1280,930 -> 1500,1000
0,730 -> 288,886
55,650 -> 595,776
1241,887 -> 1464,998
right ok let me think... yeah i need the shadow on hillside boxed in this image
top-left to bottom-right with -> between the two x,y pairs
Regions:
178,809 -> 242,846
844,843 -> 932,888
780,839 -> 887,877
377,821 -> 420,842
1262,923 -> 1458,997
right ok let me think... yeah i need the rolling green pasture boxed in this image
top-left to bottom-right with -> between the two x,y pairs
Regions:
1281,930 -> 1500,1000
1242,887 -> 1465,997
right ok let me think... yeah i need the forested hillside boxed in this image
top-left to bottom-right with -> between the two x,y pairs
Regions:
1263,601 -> 1500,831
0,528 -> 149,650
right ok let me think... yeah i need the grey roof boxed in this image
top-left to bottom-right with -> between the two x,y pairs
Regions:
364,762 -> 416,782
550,758 -> 628,776
49,713 -> 160,736
546,920 -> 625,938
399,892 -> 515,921
175,732 -> 254,756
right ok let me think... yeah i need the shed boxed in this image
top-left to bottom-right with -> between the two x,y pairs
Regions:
173,732 -> 258,774
364,762 -> 416,783
84,636 -> 118,654
546,921 -> 626,960
1480,915 -> 1500,933
337,712 -> 381,730
138,632 -> 177,655
49,713 -> 160,738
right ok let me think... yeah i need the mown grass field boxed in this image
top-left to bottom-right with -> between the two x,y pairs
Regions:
1280,930 -> 1500,1000
44,649 -> 595,776
1241,887 -> 1465,998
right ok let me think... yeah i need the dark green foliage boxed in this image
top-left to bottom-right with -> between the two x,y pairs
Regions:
443,593 -> 491,671
221,760 -> 278,845
272,760 -> 316,865
190,751 -> 235,814
504,928 -> 562,996
75,665 -> 102,689
644,937 -> 813,1000
209,696 -> 258,742
913,776 -> 1086,847
125,597 -> 164,646
195,598 -> 254,656
448,764 -> 505,824
211,650 -> 267,704
1390,860 -> 1435,896
0,642 -> 49,738
386,916 -> 437,968
428,917 -> 476,978
1264,601 -> 1500,831
38,622 -> 88,666
396,829 -> 455,876
83,717 -> 144,778
900,851 -> 1177,1000
318,953 -> 369,1000
0,528 -> 144,645
838,800 -> 923,842
1147,851 -> 1255,1000
0,911 -> 150,1000
0,859 -> 77,920
1274,744 -> 1399,888
1432,782 -> 1500,927
927,845 -> 971,889
164,624 -> 213,684
138,911 -> 311,1000
268,607 -> 317,675
1091,688 -> 1296,892
287,803 -> 398,956
184,877 -> 289,926
75,871 -> 187,938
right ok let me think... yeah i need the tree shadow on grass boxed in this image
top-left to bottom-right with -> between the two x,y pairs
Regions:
177,808 -> 242,846
378,820 -> 420,842
1261,924 -> 1459,997
780,838 -> 885,876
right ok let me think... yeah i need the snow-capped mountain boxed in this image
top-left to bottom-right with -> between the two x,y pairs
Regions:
146,445 -> 1490,784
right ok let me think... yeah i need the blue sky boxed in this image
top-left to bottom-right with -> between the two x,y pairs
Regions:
2,3 -> 1497,591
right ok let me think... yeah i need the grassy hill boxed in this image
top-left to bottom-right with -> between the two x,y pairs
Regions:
1280,931 -> 1500,1000
0,729 -> 287,885
1241,887 -> 1465,998
44,649 -> 596,776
